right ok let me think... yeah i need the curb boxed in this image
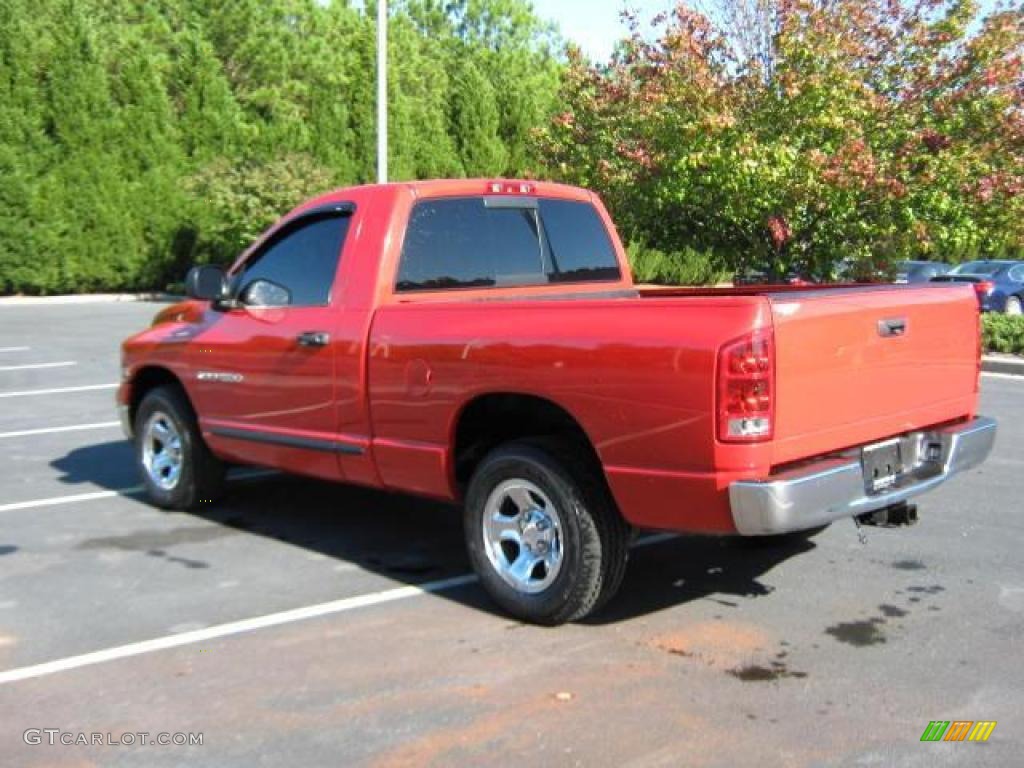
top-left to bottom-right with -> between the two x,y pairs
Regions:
982,355 -> 1024,376
0,293 -> 183,307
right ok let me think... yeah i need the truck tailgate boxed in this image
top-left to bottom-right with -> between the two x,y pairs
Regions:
769,284 -> 979,465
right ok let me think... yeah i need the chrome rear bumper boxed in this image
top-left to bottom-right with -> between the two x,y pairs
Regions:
729,417 -> 997,536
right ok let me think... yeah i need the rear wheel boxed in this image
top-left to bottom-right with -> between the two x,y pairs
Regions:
464,439 -> 629,625
1006,296 -> 1022,316
134,385 -> 225,510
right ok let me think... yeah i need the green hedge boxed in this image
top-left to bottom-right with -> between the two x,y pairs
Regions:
626,242 -> 731,286
0,0 -> 561,295
982,314 -> 1024,355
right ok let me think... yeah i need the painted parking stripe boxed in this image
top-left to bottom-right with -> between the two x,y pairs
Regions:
0,469 -> 279,514
0,532 -> 677,685
981,372 -> 1022,381
0,421 -> 120,440
0,574 -> 481,685
0,361 -> 77,372
0,383 -> 117,398
0,489 -> 140,513
0,346 -> 30,353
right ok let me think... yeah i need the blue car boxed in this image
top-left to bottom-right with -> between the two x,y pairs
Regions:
930,260 -> 1024,314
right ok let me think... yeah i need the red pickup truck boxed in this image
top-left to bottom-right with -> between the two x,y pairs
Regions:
119,179 -> 996,624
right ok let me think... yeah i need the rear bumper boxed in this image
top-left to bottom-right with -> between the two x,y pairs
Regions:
729,416 -> 997,536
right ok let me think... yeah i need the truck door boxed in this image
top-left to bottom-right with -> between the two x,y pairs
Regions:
191,204 -> 363,482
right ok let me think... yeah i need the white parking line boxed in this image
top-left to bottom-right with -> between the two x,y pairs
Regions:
0,531 -> 677,685
0,489 -> 140,513
0,383 -> 117,398
981,371 -> 1022,381
0,469 -> 279,514
0,346 -> 30,353
0,361 -> 77,372
0,574 -> 480,685
0,421 -> 120,440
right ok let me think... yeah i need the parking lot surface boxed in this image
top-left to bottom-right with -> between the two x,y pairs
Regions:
0,301 -> 1021,766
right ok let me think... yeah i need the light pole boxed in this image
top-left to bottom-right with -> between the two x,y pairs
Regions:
376,0 -> 388,184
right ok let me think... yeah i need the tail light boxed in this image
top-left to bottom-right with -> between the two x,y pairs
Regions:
718,329 -> 775,442
973,280 -> 994,299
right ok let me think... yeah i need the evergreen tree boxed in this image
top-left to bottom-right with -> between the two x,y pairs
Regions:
450,57 -> 506,176
0,0 -> 562,294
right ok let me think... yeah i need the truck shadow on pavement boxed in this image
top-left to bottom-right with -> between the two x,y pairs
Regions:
52,440 -> 815,624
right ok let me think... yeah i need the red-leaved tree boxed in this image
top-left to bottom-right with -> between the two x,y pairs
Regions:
537,0 -> 1023,280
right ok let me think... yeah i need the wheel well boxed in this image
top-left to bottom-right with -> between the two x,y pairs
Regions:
453,394 -> 602,489
129,366 -> 186,424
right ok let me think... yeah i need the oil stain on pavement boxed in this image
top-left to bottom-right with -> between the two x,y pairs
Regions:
825,617 -> 887,646
728,662 -> 808,682
76,524 -> 240,552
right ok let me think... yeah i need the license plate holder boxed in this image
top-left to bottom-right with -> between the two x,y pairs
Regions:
862,438 -> 903,493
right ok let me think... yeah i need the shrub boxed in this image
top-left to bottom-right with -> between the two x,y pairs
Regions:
184,154 -> 338,269
982,314 -> 1024,356
626,241 -> 731,286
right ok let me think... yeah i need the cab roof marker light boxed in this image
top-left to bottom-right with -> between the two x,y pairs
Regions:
487,181 -> 535,196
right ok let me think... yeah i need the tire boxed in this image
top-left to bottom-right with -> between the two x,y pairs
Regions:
134,385 -> 225,510
464,438 -> 630,625
1006,296 -> 1023,316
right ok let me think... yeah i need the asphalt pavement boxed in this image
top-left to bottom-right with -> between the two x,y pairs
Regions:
0,301 -> 1021,767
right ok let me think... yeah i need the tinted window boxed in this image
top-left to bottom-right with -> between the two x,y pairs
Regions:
951,260 -> 1002,276
539,199 -> 620,282
907,262 -> 947,280
236,214 -> 350,306
906,264 -> 929,280
396,197 -> 620,292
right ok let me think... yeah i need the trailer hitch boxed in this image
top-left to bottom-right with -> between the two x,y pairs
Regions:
856,502 -> 919,528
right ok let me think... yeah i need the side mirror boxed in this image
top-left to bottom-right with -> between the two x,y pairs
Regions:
185,265 -> 227,302
240,278 -> 291,308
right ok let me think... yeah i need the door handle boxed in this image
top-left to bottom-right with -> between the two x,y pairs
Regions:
296,331 -> 330,347
877,318 -> 907,338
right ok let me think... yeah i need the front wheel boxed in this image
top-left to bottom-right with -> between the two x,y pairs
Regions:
464,439 -> 629,625
1006,296 -> 1022,316
134,385 -> 225,510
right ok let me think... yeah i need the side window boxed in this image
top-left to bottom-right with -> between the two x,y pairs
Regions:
396,197 -> 621,292
396,199 -> 498,290
538,199 -> 620,282
236,214 -> 351,307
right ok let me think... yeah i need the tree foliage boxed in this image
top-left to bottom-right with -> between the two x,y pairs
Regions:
537,1 -> 1024,281
0,0 -> 560,293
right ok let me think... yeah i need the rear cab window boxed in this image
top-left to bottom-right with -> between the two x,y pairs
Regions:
395,196 -> 621,293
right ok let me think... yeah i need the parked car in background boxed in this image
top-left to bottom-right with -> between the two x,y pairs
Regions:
895,260 -> 950,284
733,269 -> 815,286
930,260 -> 1024,314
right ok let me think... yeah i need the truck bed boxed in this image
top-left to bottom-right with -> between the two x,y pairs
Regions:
369,281 -> 979,531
